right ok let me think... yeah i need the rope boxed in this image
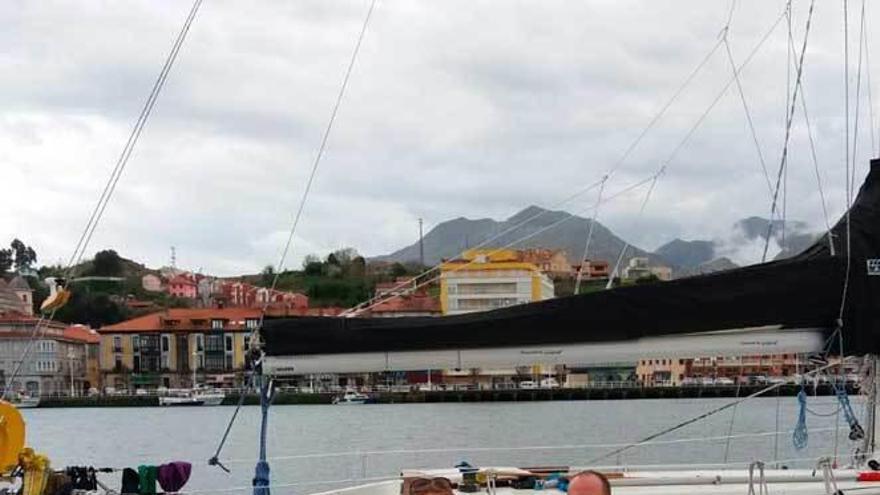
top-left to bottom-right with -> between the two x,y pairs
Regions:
208,373 -> 252,473
747,461 -> 768,495
1,0 -> 203,401
834,383 -> 865,441
761,0 -> 817,263
218,426 -> 851,466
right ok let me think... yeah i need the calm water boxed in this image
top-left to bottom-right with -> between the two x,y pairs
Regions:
21,397 -> 862,494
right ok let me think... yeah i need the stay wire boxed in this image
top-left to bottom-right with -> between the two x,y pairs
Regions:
259,0 -> 378,330
1,0 -> 202,400
761,0 -> 817,263
785,30 -> 835,251
722,0 -> 773,196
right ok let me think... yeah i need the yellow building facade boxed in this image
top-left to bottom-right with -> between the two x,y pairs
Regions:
440,249 -> 555,315
98,308 -> 259,391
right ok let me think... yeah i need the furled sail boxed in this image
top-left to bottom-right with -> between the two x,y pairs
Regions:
263,159 -> 880,374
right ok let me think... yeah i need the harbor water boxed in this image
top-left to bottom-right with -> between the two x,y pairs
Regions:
23,396 -> 862,494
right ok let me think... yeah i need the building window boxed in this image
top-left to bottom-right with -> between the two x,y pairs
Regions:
211,319 -> 224,330
113,336 -> 122,353
195,334 -> 204,352
245,318 -> 259,330
225,335 -> 233,353
161,335 -> 170,352
133,355 -> 141,372
114,355 -> 123,370
132,336 -> 140,353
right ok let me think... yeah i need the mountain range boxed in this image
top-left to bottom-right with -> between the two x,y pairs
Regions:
375,206 -> 820,277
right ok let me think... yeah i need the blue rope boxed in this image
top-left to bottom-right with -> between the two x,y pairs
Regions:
793,387 -> 809,450
833,383 -> 865,441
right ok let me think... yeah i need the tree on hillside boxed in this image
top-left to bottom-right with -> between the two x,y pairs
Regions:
302,255 -> 323,276
92,249 -> 123,276
0,249 -> 12,275
261,265 -> 275,286
10,239 -> 37,272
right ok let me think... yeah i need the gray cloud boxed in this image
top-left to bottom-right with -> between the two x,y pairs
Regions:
2,0 -> 878,276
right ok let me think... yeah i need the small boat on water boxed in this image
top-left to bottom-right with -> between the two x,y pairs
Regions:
158,388 -> 225,407
9,395 -> 39,409
331,391 -> 372,405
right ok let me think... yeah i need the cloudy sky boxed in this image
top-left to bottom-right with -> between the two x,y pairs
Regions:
3,0 -> 878,275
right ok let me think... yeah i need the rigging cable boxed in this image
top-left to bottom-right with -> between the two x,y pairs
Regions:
209,0 -> 379,478
760,0 -> 817,263
585,359 -> 849,465
573,175 -> 608,295
607,5 -> 789,286
344,35 -> 727,316
721,0 -> 773,196
0,0 -> 203,401
784,29 -> 835,252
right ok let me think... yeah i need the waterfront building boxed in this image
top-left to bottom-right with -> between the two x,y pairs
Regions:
0,276 -> 33,316
0,313 -> 100,396
167,274 -> 198,299
689,354 -> 820,380
141,274 -> 163,292
636,358 -> 693,386
517,249 -> 573,278
565,363 -> 637,387
623,257 -> 673,281
440,248 -> 555,315
98,307 -> 264,391
221,281 -> 308,310
574,260 -> 611,280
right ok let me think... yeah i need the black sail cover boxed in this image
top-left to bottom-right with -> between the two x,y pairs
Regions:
263,159 -> 880,357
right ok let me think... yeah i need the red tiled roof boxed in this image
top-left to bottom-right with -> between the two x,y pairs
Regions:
99,307 -> 265,333
64,324 -> 101,344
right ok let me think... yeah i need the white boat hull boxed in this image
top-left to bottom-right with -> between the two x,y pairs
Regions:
310,468 -> 880,495
12,397 -> 40,409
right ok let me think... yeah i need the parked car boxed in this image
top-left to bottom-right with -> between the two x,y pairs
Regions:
540,378 -> 560,389
680,377 -> 699,387
699,377 -> 715,386
748,375 -> 769,385
519,381 -> 538,390
767,376 -> 787,385
715,377 -> 735,386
